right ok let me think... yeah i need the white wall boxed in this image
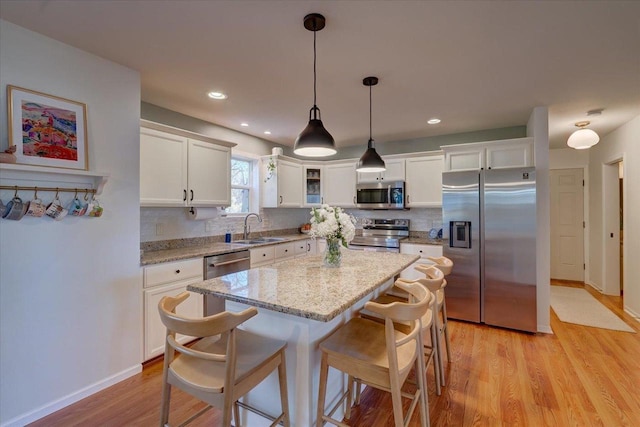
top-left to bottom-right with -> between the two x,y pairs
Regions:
0,20 -> 141,426
528,106 -> 551,333
587,115 -> 640,318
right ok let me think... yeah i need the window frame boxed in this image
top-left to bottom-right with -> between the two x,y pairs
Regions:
226,151 -> 259,216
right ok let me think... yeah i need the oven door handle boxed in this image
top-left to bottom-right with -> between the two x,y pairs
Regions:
208,257 -> 250,268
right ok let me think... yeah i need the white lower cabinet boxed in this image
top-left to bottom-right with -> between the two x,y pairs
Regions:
399,243 -> 443,281
143,258 -> 203,361
250,240 -> 314,267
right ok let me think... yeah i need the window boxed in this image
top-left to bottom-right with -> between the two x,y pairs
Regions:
227,157 -> 252,213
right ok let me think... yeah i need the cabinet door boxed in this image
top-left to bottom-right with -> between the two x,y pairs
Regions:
357,158 -> 405,183
304,165 -> 323,206
140,128 -> 188,206
485,139 -> 533,169
381,159 -> 405,181
405,155 -> 444,207
187,139 -> 231,206
444,149 -> 484,172
144,281 -> 203,360
324,163 -> 357,207
274,242 -> 296,262
277,160 -> 303,207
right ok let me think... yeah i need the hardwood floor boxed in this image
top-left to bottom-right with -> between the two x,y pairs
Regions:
29,281 -> 640,427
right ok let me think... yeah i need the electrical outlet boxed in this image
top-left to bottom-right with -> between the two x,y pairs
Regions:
205,221 -> 214,233
155,223 -> 164,236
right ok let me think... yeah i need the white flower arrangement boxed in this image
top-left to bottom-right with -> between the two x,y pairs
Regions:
309,204 -> 356,247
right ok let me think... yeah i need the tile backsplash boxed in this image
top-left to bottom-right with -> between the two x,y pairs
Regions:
140,206 -> 442,243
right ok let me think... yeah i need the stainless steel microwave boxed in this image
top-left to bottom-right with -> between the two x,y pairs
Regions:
356,181 -> 405,209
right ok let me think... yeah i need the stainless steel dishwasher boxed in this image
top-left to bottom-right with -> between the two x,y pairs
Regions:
203,250 -> 250,316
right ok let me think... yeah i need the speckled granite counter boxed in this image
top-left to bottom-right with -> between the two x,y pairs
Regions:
403,237 -> 444,245
188,249 -> 419,322
140,234 -> 310,265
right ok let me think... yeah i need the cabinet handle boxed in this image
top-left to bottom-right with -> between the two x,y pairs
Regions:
321,197 -> 323,203
263,253 -> 266,257
407,195 -> 410,204
418,250 -> 422,253
307,243 -> 311,251
279,195 -> 283,204
285,249 -> 288,253
175,269 -> 181,274
190,190 -> 194,201
353,196 -> 356,204
183,190 -> 187,201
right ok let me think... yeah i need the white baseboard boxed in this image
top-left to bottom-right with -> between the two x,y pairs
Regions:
537,324 -> 553,334
0,364 -> 142,427
624,305 -> 640,322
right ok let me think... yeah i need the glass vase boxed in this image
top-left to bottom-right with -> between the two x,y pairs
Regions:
323,238 -> 342,268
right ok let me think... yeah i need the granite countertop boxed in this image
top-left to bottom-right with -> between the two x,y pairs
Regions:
402,237 -> 444,245
188,250 -> 419,322
140,234 -> 311,265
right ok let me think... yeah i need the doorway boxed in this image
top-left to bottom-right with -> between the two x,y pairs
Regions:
603,160 -> 624,296
550,169 -> 585,281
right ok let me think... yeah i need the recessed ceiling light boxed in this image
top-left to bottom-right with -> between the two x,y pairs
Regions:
207,91 -> 227,100
264,131 -> 272,135
240,122 -> 249,127
427,118 -> 441,125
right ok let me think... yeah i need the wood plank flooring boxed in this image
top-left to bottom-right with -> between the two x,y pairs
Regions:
29,280 -> 640,427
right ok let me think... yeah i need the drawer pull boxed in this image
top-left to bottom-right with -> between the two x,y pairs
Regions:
175,269 -> 181,274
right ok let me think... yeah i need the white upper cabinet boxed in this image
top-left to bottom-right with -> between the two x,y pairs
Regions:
324,162 -> 357,207
357,158 -> 405,183
261,156 -> 303,208
303,164 -> 324,207
140,122 -> 233,207
405,154 -> 444,207
442,137 -> 534,172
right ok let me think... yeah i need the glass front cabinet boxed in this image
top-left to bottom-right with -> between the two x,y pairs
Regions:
303,165 -> 323,207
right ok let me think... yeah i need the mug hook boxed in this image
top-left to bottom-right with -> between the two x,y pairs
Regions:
74,188 -> 78,199
34,187 -> 39,199
13,186 -> 18,198
84,189 -> 90,201
54,188 -> 60,200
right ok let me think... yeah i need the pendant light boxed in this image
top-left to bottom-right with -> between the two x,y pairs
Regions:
294,13 -> 336,157
567,121 -> 599,149
356,76 -> 386,172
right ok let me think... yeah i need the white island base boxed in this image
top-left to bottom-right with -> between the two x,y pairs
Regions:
228,281 -> 391,427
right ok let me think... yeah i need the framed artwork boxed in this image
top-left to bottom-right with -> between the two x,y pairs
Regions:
7,85 -> 88,170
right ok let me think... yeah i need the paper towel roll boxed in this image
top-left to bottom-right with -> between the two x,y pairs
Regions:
187,207 -> 219,220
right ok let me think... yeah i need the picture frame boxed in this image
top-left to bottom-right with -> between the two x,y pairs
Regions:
7,85 -> 88,170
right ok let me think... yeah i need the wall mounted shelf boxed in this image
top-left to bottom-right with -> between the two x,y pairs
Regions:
0,164 -> 109,195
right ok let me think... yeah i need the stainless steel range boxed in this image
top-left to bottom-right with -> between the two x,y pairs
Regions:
348,218 -> 410,253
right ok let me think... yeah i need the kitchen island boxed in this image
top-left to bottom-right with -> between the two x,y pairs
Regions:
188,249 -> 419,427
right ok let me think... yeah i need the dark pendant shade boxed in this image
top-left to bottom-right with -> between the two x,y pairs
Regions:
357,139 -> 385,172
356,76 -> 385,172
294,13 -> 336,157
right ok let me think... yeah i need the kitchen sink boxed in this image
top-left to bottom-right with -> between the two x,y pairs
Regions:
233,237 -> 286,245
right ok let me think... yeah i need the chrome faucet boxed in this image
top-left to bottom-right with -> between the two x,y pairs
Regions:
243,213 -> 262,240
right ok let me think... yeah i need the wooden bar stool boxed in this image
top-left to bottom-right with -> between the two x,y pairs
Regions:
158,292 -> 290,427
423,256 -> 454,363
364,266 -> 445,396
317,281 -> 432,427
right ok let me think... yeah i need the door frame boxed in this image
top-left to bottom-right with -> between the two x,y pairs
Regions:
602,155 -> 626,296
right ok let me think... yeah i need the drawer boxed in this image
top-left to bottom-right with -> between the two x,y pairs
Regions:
400,243 -> 443,259
144,258 -> 203,288
294,240 -> 308,256
275,242 -> 296,260
250,246 -> 275,267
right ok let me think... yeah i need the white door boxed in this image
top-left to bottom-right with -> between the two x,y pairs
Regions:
324,163 -> 356,207
187,139 -> 231,206
550,169 -> 584,281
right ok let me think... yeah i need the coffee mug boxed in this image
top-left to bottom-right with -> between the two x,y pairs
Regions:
69,197 -> 87,216
88,199 -> 103,217
46,197 -> 68,221
3,196 -> 27,221
26,197 -> 46,217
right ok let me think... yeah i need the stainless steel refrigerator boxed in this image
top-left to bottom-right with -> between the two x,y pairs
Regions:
442,167 -> 537,332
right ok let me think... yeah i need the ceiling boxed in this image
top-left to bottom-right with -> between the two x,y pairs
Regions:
1,1 -> 639,150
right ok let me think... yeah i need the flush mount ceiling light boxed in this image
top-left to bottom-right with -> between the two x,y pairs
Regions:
567,121 -> 600,150
427,118 -> 441,125
207,91 -> 227,100
293,13 -> 336,157
356,76 -> 386,173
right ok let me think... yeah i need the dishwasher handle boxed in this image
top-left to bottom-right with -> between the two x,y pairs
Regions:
208,257 -> 250,268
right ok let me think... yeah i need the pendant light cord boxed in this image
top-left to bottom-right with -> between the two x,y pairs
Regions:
313,24 -> 317,115
369,84 -> 373,141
